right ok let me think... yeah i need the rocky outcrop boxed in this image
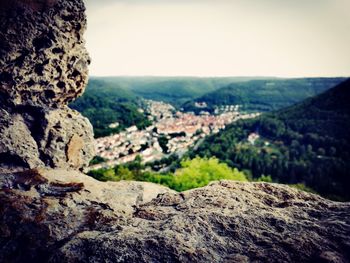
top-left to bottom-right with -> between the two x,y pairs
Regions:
0,170 -> 349,262
0,0 -> 89,107
0,169 -> 175,262
0,107 -> 94,171
0,0 -> 94,172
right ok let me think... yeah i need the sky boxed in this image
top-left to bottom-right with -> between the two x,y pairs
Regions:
84,0 -> 350,77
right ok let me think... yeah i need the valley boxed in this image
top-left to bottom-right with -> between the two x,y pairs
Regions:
90,99 -> 259,171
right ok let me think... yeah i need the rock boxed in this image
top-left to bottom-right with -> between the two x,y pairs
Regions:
0,0 -> 95,172
0,169 -> 175,263
0,107 -> 95,172
0,0 -> 89,108
37,107 -> 95,170
0,109 -> 44,171
52,181 -> 350,263
0,0 -> 58,12
0,170 -> 349,263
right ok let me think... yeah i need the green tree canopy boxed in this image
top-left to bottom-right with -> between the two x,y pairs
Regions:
172,157 -> 247,191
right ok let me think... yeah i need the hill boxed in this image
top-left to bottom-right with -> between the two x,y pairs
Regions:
190,79 -> 350,200
69,77 -> 346,138
69,77 -> 275,137
96,76 -> 275,107
182,78 -> 346,113
69,79 -> 151,138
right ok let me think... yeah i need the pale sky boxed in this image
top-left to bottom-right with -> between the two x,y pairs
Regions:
84,0 -> 350,77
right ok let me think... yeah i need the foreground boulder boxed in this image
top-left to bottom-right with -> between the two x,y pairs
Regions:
0,170 -> 349,263
0,0 -> 94,172
0,107 -> 94,172
0,0 -> 89,108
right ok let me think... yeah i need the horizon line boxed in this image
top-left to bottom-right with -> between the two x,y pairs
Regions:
89,75 -> 350,79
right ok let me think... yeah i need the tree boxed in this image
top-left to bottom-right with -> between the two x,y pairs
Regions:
256,175 -> 273,182
173,157 -> 247,191
114,166 -> 134,180
158,135 -> 169,153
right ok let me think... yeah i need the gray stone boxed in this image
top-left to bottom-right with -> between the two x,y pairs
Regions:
0,108 -> 44,172
0,170 -> 349,263
0,0 -> 89,108
0,0 -> 95,172
37,107 -> 95,170
53,180 -> 350,263
0,107 -> 95,172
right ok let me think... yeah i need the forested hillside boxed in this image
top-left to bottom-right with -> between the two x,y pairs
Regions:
96,76 -> 273,106
190,79 -> 350,200
69,79 -> 151,137
70,77 -> 346,140
69,77 -> 275,137
182,78 -> 345,113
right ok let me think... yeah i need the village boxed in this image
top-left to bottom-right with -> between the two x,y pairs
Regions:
90,100 -> 260,170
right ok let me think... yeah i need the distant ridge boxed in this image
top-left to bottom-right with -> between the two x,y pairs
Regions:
182,77 -> 346,113
274,78 -> 350,138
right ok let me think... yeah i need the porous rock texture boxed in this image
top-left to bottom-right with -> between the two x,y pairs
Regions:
0,0 -> 94,172
0,170 -> 349,263
0,107 -> 94,171
0,0 -> 89,107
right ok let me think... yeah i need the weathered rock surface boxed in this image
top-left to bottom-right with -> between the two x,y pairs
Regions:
0,0 -> 89,108
0,169 -> 175,262
37,107 -> 95,169
0,170 -> 349,263
0,106 -> 94,172
0,108 -> 44,171
0,0 -> 95,172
